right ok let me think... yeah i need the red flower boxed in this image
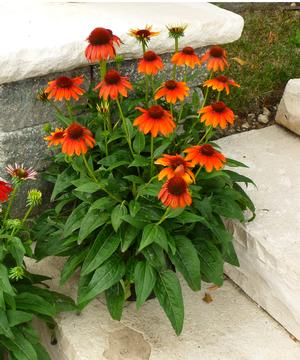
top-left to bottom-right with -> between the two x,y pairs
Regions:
94,69 -> 132,100
184,144 -> 226,172
138,51 -> 164,75
201,46 -> 228,72
62,123 -> 95,156
0,180 -> 13,202
44,76 -> 85,101
134,105 -> 175,137
85,27 -> 121,62
158,176 -> 192,208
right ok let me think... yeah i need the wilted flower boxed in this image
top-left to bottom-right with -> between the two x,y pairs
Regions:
6,164 -> 37,181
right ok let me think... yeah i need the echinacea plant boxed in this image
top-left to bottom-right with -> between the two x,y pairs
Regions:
0,165 -> 75,359
34,24 -> 255,335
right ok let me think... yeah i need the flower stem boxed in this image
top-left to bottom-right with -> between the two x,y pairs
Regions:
100,60 -> 107,81
116,98 -> 134,156
177,66 -> 188,123
216,90 -> 221,101
172,38 -> 179,80
156,207 -> 171,225
195,165 -> 203,178
21,206 -> 33,227
66,101 -> 74,121
4,184 -> 19,221
150,136 -> 154,178
198,126 -> 212,145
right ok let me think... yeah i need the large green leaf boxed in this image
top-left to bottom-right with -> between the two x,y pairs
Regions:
73,181 -> 101,193
154,271 -> 184,335
133,131 -> 145,154
139,224 -> 167,251
0,309 -> 14,339
134,261 -> 157,309
90,197 -> 116,211
15,293 -> 56,317
0,265 -> 15,296
111,203 -> 128,232
78,255 -> 125,306
9,237 -> 25,267
6,327 -> 37,360
81,228 -> 120,276
142,244 -> 166,271
78,209 -> 109,244
120,225 -> 140,252
7,310 -> 33,327
63,203 -> 89,238
169,236 -> 201,291
212,195 -> 244,221
105,282 -> 125,321
60,248 -> 88,285
51,167 -> 77,201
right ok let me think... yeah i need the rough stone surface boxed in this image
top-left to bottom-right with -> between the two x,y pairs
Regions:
0,2 -> 244,84
216,125 -> 300,339
275,79 -> 300,136
27,256 -> 300,360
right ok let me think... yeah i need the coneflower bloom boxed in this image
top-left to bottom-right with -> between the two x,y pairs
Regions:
158,176 -> 192,208
0,180 -> 13,202
184,144 -> 226,172
6,164 -> 37,181
199,101 -> 234,129
155,80 -> 189,104
201,46 -> 228,72
44,128 -> 65,147
138,51 -> 164,75
155,154 -> 195,184
171,46 -> 201,69
203,75 -> 240,95
94,69 -> 132,100
166,24 -> 188,39
134,105 -> 175,137
85,27 -> 121,62
44,76 -> 85,101
129,25 -> 159,44
62,122 -> 95,156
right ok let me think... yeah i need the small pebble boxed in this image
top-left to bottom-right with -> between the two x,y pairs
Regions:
258,114 -> 269,124
263,107 -> 271,116
247,113 -> 255,121
242,122 -> 250,129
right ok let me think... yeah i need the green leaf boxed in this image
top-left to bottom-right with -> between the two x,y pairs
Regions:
7,327 -> 37,360
105,282 -> 125,321
133,131 -> 145,154
225,158 -> 249,168
223,170 -> 256,187
16,293 -> 56,317
129,200 -> 141,217
142,244 -> 166,271
129,155 -> 149,167
111,203 -> 128,232
139,224 -> 159,251
153,140 -> 171,158
63,203 -> 89,238
74,181 -> 101,193
8,237 -> 25,267
165,208 -> 185,219
81,228 -> 120,276
176,211 -> 209,226
78,209 -> 109,244
121,214 -> 147,229
212,195 -> 244,221
194,240 -> 224,286
7,310 -> 33,327
78,255 -> 125,306
0,265 -> 15,296
120,225 -> 140,252
137,183 -> 161,197
90,197 -> 116,211
169,236 -> 201,291
60,248 -> 88,285
123,175 -> 145,185
0,309 -> 14,339
154,226 -> 168,251
154,271 -> 184,335
51,167 -> 77,201
134,261 -> 157,309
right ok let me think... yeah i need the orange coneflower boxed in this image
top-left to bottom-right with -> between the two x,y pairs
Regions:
6,164 -> 37,181
129,25 -> 160,43
203,75 -> 240,95
171,46 -> 201,69
62,123 -> 95,156
134,105 -> 175,137
155,80 -> 189,104
85,27 -> 121,62
0,180 -> 13,203
138,51 -> 164,75
201,46 -> 228,72
184,144 -> 226,172
94,69 -> 132,100
199,101 -> 234,129
44,76 -> 85,102
44,128 -> 65,147
158,176 -> 192,208
155,154 -> 195,184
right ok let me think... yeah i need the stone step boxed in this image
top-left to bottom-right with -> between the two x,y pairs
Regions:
216,125 -> 300,339
28,257 -> 300,360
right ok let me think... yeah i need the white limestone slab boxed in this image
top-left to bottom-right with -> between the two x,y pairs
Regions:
216,125 -> 300,339
0,2 -> 243,84
275,79 -> 300,136
28,257 -> 300,360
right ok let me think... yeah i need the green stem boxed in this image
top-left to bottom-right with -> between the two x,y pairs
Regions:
156,207 -> 171,225
177,66 -> 188,123
135,175 -> 157,202
172,38 -> 179,80
150,136 -> 154,178
198,126 -> 212,145
145,75 -> 149,106
150,75 -> 156,101
100,60 -> 107,81
4,184 -> 19,221
115,98 -> 134,156
21,206 -> 33,227
48,101 -> 64,117
170,104 -> 173,118
216,90 -> 221,101
195,165 -> 203,179
142,42 -> 146,54
66,101 -> 74,121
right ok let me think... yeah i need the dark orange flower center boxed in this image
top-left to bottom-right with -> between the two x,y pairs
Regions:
136,29 -> 151,38
165,80 -> 177,90
104,70 -> 121,85
200,144 -> 215,157
88,28 -> 112,45
167,176 -> 187,196
182,46 -> 194,55
216,75 -> 228,83
212,101 -> 226,113
143,51 -> 157,62
53,131 -> 65,139
68,124 -> 84,140
56,77 -> 73,89
14,168 -> 27,178
148,105 -> 164,119
170,157 -> 185,169
209,46 -> 224,58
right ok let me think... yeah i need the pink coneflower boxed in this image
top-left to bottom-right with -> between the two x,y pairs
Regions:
6,164 -> 37,181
